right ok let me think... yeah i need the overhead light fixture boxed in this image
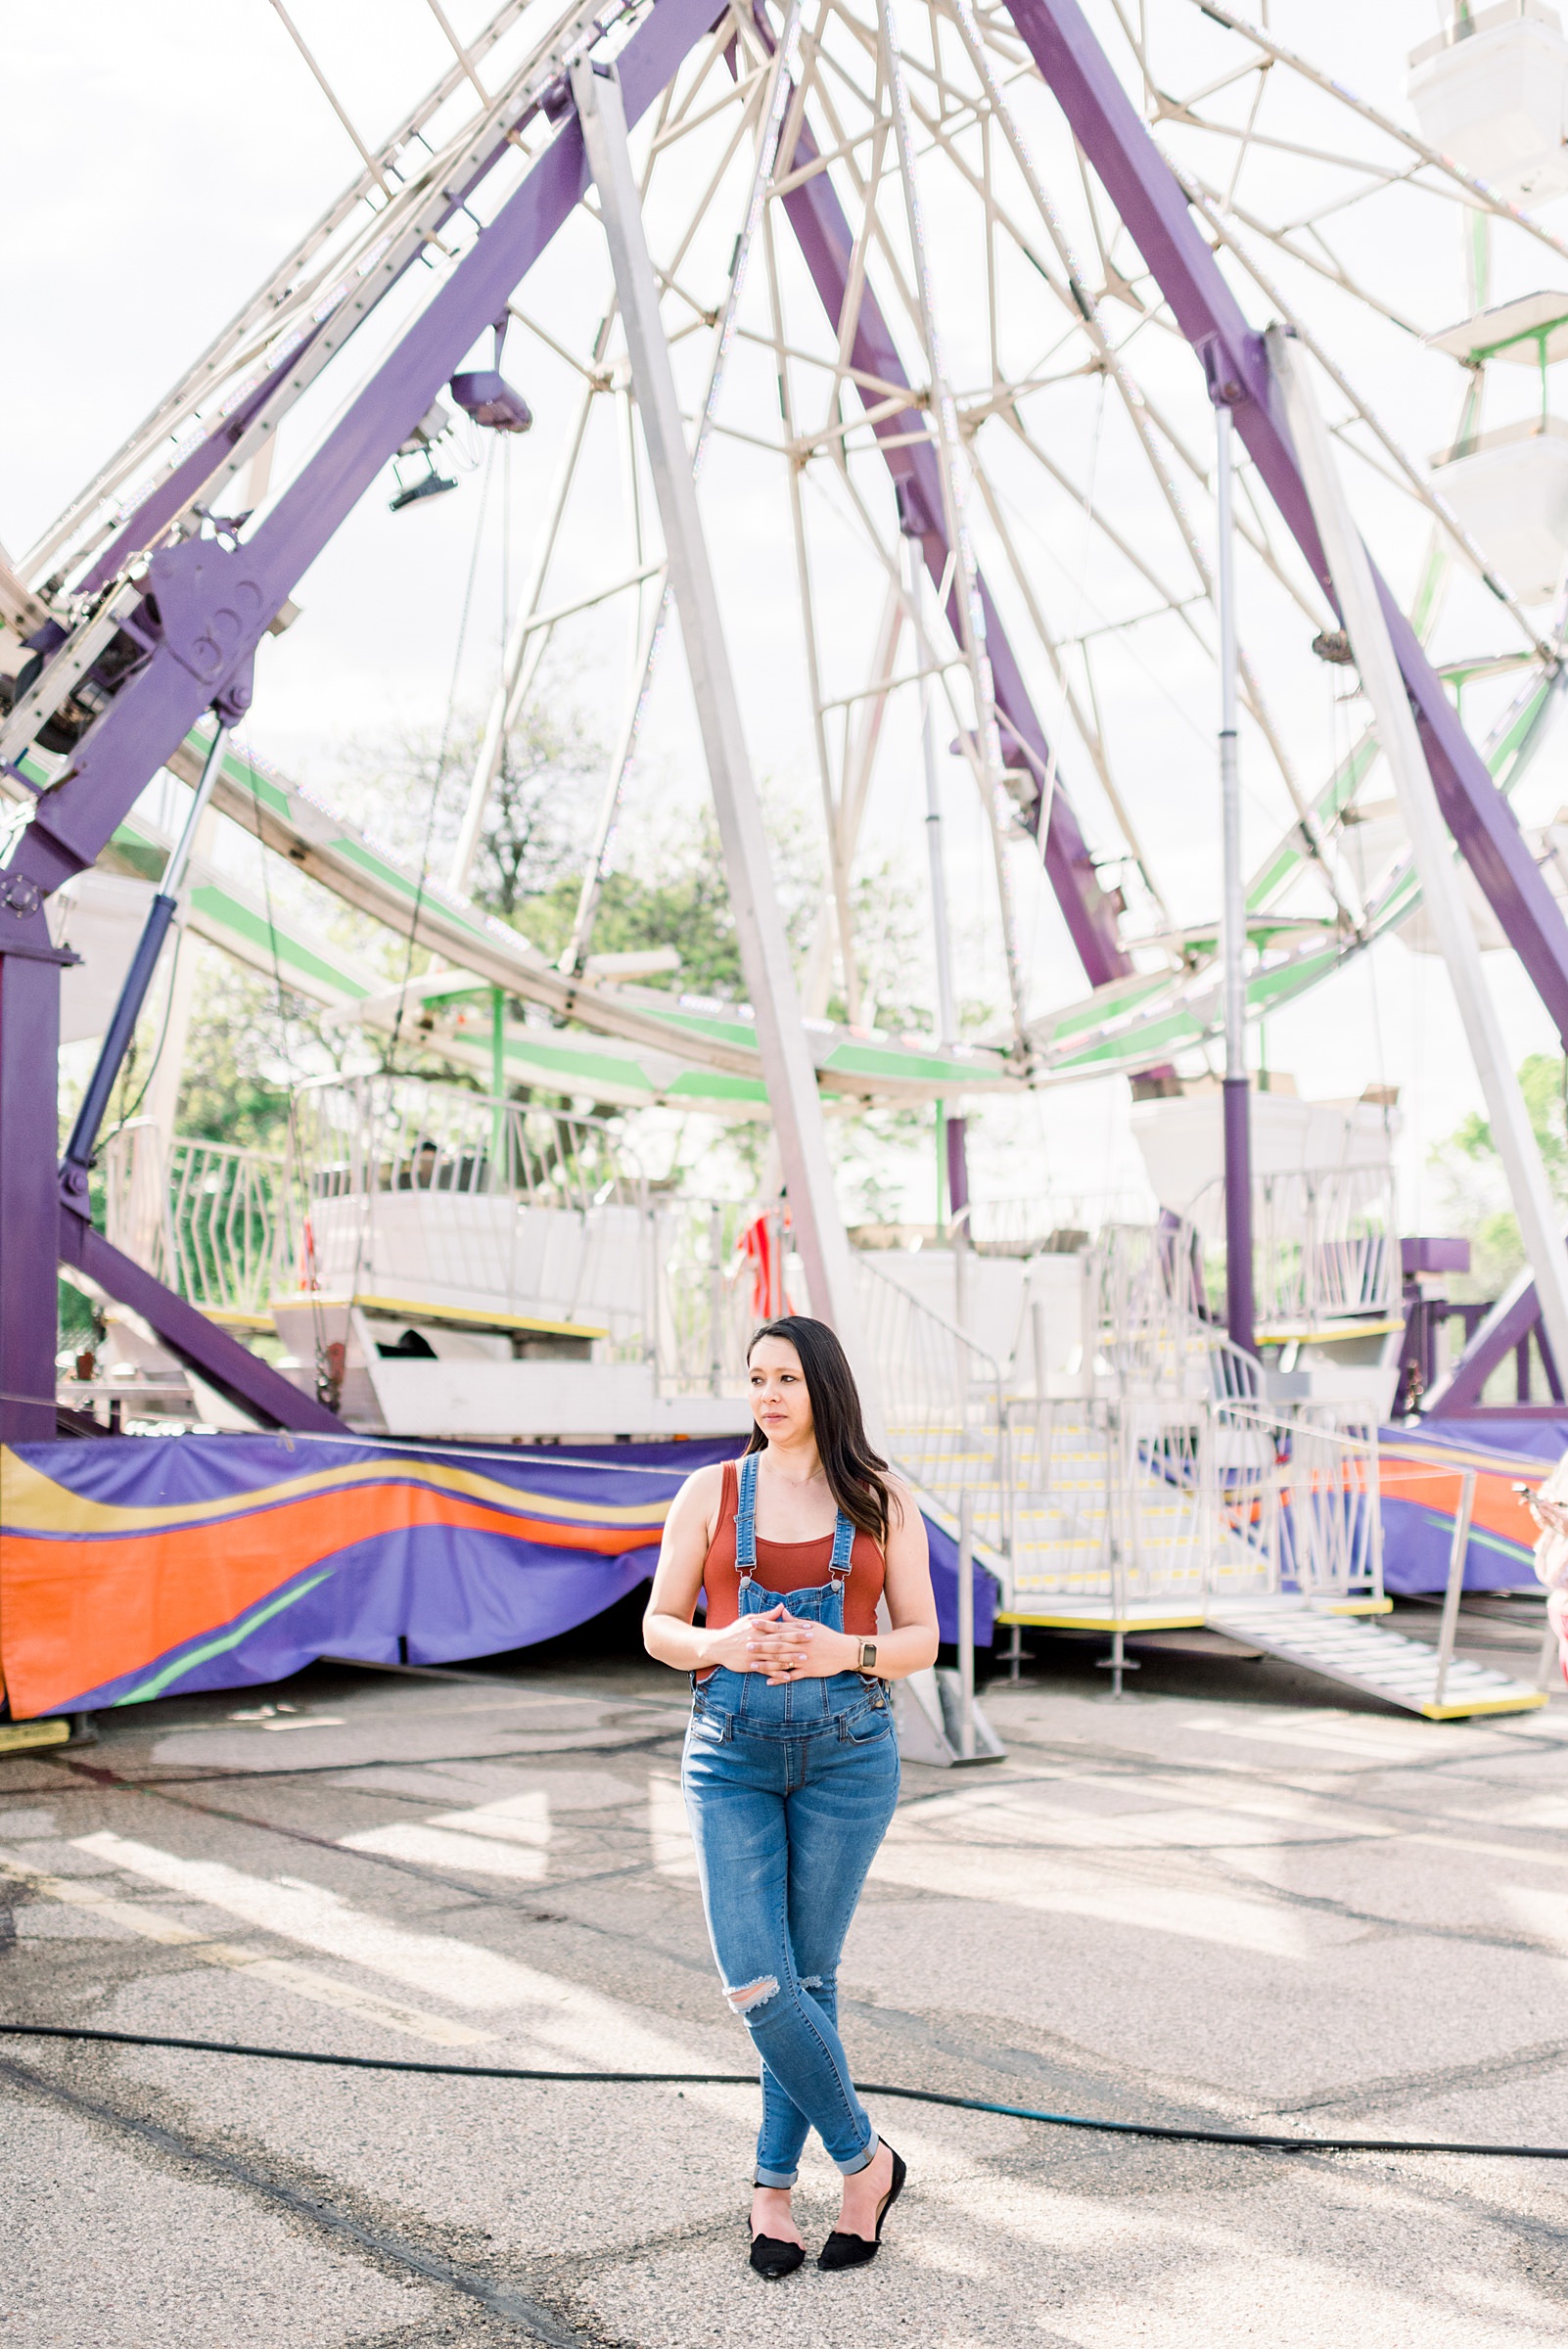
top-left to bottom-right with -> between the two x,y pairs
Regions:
450,314 -> 533,434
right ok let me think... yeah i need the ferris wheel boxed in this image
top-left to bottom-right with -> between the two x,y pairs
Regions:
7,0 -> 1568,1438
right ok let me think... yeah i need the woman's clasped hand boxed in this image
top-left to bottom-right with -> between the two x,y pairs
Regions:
699,1603 -> 856,1682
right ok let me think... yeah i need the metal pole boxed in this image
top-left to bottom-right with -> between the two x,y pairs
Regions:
1098,1403 -> 1138,1699
448,378 -> 600,897
877,0 -> 1027,1045
769,1204 -> 786,1319
1433,1467 -> 1476,1712
1032,1294 -> 1050,1494
1215,401 -> 1255,1357
709,1201 -> 723,1396
948,1112 -> 971,1338
957,1488 -> 977,1760
911,523 -> 964,1295
1273,324 -> 1568,1387
488,985 -> 506,1178
571,58 -> 872,1392
910,537 -> 958,1051
62,721 -> 228,1183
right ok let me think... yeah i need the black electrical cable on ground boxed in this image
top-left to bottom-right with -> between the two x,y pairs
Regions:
2,2023 -> 1562,2161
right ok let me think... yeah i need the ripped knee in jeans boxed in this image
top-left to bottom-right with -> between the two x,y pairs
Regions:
723,1974 -> 780,2017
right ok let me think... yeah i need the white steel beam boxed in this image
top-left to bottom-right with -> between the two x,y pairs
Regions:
562,0 -> 805,980
1271,324 -> 1568,1383
570,56 -> 871,1379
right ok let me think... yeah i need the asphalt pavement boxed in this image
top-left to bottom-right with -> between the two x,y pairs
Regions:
4,1608 -> 1568,2348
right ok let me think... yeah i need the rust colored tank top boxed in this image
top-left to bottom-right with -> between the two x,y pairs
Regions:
701,1457 -> 885,1637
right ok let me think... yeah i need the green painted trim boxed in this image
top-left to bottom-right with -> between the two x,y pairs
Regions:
1043,973 -> 1173,1044
105,824 -> 165,883
1054,1008 -> 1205,1070
189,885 -> 369,997
669,1071 -> 769,1101
503,1038 -> 656,1093
1247,952 -> 1335,1008
113,1571 -> 335,1706
820,1040 -> 1008,1082
1248,737 -> 1377,913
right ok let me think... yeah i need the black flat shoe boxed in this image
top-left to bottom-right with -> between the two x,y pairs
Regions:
817,2142 -> 906,2271
749,2229 -> 806,2280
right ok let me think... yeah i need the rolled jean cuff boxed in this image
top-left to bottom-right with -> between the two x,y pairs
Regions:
754,2163 -> 798,2188
837,2130 -> 879,2178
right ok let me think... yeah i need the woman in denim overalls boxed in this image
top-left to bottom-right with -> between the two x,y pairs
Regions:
645,1314 -> 939,2279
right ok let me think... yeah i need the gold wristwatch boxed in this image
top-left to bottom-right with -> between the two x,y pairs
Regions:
855,1638 -> 878,1676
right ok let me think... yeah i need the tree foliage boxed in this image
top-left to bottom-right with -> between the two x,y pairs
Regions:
153,688 -> 943,1220
1429,1050 -> 1568,1298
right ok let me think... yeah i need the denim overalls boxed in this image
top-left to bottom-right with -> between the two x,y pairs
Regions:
681,1451 -> 899,2187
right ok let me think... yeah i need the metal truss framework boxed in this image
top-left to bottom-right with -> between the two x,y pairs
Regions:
8,0 -> 1568,1437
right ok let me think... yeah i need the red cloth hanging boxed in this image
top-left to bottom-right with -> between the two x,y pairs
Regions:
737,1209 -> 793,1321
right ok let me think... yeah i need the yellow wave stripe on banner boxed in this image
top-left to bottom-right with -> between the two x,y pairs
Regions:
0,1449 -> 673,1541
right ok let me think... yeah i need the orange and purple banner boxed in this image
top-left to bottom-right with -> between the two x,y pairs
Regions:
0,1434 -> 715,1722
1378,1415 -> 1567,1594
0,1432 -> 981,1723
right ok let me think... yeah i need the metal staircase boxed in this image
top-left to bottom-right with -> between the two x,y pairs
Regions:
857,1234 -> 1546,1722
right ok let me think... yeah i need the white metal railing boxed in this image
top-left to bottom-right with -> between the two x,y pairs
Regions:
946,1220 -> 1383,1612
653,1197 -> 764,1397
1208,1333 -> 1382,1604
103,1122 -> 287,1319
1092,1220 -> 1214,1397
285,1074 -> 651,1354
967,1189 -> 1155,1256
108,1081 -> 766,1385
1187,1166 -> 1397,1331
854,1252 -> 1012,1555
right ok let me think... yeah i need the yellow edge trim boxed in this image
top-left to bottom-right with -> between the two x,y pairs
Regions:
199,1308 -> 274,1331
1318,1597 -> 1394,1615
269,1293 -> 607,1340
996,1610 -> 1207,1632
0,1718 -> 70,1750
1417,1694 -> 1547,1719
1256,1319 -> 1405,1342
0,1447 -> 669,1538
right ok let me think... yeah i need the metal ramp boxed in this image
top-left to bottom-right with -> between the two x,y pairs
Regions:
1204,1596 -> 1546,1722
859,1244 -> 1554,1726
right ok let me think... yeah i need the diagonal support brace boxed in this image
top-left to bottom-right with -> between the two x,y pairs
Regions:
570,54 -> 871,1392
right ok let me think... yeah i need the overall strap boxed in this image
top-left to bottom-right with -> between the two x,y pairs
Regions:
735,1451 -> 759,1587
828,1505 -> 855,1589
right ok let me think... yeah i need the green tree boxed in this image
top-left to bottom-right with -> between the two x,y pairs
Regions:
1429,1050 -> 1568,1297
333,689 -> 599,915
519,806 -> 749,996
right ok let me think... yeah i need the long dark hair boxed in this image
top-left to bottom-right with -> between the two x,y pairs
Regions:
745,1314 -> 893,1544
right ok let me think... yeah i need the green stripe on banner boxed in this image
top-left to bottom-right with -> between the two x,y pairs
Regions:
115,1572 -> 336,1707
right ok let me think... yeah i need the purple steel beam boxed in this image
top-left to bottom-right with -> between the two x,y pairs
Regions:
1427,1250 -> 1568,1414
0,946 -> 69,1442
72,30 -> 594,599
769,97 -> 1131,990
58,1208 -> 344,1433
1004,0 -> 1568,1052
10,0 -> 721,905
0,0 -> 727,1444
75,332 -> 328,598
1222,1075 -> 1255,1354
